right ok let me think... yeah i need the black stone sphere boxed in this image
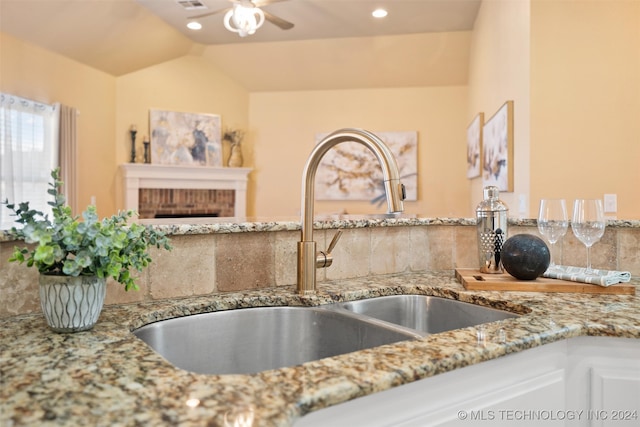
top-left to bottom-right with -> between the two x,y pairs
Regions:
500,234 -> 550,280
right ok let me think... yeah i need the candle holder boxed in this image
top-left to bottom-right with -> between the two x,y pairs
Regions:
143,138 -> 150,164
129,127 -> 137,163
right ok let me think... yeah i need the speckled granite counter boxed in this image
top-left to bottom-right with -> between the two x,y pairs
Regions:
1,271 -> 638,426
133,216 -> 640,237
5,215 -> 638,242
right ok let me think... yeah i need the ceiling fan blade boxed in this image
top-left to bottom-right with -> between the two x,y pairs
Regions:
263,10 -> 294,30
188,7 -> 231,20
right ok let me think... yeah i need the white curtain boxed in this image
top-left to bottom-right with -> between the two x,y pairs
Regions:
0,93 -> 60,229
59,104 -> 78,214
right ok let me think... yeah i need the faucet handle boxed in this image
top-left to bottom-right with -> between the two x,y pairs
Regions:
316,229 -> 343,269
326,229 -> 343,254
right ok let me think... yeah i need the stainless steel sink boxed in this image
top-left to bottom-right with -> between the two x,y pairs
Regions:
134,296 -> 519,375
133,306 -> 419,375
331,295 -> 518,334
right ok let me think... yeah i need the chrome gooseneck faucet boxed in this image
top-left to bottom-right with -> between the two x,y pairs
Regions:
297,128 -> 406,295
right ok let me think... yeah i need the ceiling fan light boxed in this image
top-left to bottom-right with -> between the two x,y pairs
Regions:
224,3 -> 265,37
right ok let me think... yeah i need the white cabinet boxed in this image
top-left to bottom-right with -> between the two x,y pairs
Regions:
296,337 -> 639,427
565,337 -> 640,427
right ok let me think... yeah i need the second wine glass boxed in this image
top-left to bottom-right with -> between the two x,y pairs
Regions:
571,199 -> 605,274
538,199 -> 568,271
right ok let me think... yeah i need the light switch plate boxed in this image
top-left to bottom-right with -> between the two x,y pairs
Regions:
518,194 -> 527,215
604,194 -> 617,213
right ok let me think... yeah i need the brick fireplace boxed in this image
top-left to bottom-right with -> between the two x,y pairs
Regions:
137,188 -> 235,219
119,164 -> 251,218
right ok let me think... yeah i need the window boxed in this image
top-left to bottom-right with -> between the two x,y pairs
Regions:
0,93 -> 59,229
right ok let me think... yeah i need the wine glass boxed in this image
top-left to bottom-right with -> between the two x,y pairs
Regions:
571,199 -> 605,274
538,199 -> 568,271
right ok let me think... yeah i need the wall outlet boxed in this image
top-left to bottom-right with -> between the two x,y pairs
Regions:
90,196 -> 96,206
518,194 -> 528,216
603,194 -> 617,213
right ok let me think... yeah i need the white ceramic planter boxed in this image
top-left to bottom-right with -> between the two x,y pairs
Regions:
39,275 -> 106,333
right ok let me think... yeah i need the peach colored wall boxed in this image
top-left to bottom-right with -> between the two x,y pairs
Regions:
114,55 -> 251,211
249,87 -> 471,218
530,0 -> 640,219
4,0 -> 640,221
467,0 -> 531,217
1,34 -> 251,217
0,32 -> 117,217
468,0 -> 640,219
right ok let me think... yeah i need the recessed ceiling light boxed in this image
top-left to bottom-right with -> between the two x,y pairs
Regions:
187,21 -> 202,30
372,8 -> 388,18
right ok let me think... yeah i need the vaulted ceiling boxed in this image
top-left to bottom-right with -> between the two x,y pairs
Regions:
1,0 -> 481,90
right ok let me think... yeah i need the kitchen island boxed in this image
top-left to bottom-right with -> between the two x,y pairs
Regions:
1,270 -> 638,426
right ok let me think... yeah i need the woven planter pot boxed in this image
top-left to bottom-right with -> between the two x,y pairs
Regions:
39,275 -> 107,333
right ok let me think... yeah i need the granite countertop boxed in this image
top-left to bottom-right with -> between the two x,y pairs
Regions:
3,216 -> 640,242
1,271 -> 639,426
137,216 -> 640,237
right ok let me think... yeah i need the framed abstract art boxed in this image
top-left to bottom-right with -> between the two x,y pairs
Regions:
149,109 -> 222,167
482,101 -> 514,192
466,112 -> 483,179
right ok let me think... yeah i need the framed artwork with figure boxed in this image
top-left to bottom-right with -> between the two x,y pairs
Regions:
482,101 -> 514,192
149,109 -> 222,167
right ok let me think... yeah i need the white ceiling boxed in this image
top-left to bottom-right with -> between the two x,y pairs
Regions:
137,0 -> 482,45
0,0 -> 481,87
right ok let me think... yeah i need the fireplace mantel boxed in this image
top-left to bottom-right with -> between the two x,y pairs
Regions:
119,164 -> 251,218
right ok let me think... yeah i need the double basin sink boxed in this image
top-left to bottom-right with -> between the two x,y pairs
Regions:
133,295 -> 518,375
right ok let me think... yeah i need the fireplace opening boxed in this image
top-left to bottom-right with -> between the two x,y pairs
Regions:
154,213 -> 220,219
138,188 -> 235,219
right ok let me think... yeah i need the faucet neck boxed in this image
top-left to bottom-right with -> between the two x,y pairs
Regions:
297,128 -> 405,295
300,128 -> 404,243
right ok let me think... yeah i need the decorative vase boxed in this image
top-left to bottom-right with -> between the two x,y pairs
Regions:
227,143 -> 243,167
39,275 -> 107,333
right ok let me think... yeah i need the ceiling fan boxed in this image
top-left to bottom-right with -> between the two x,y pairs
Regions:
188,0 -> 294,37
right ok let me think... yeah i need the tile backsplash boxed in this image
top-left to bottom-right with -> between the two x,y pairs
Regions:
1,221 -> 638,318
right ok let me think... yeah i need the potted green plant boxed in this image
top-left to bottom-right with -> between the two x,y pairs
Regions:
3,168 -> 171,332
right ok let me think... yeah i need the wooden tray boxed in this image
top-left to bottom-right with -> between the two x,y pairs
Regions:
455,268 -> 636,295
